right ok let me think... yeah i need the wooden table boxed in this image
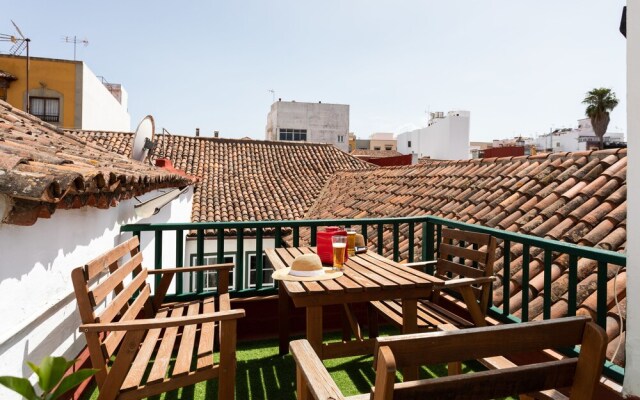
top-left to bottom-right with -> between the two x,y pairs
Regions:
266,246 -> 442,365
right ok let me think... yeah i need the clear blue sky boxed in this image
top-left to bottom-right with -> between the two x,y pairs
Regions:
5,1 -> 627,141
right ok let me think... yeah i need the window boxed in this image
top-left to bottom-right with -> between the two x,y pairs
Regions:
407,140 -> 412,148
385,145 -> 393,150
246,252 -> 274,288
374,146 -> 381,150
279,128 -> 307,141
189,253 -> 235,292
337,135 -> 344,143
29,97 -> 60,122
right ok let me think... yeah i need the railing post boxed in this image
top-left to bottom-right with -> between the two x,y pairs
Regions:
310,226 -> 317,247
236,229 -> 244,292
408,222 -> 415,263
255,228 -> 263,290
377,223 -> 384,255
217,228 -> 225,264
502,240 -> 511,317
275,226 -> 282,248
293,226 -> 300,248
196,229 -> 204,294
154,230 -> 162,293
597,261 -> 608,328
543,250 -> 552,320
568,255 -> 578,317
392,223 -> 399,262
424,220 -> 435,275
175,229 -> 183,295
521,244 -> 530,322
361,224 -> 368,245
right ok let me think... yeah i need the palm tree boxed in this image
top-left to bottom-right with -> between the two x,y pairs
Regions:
582,88 -> 619,150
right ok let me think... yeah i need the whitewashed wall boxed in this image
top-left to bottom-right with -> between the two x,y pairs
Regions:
396,111 -> 470,160
266,101 -> 350,152
624,0 -> 639,396
80,63 -> 131,132
0,187 -> 192,399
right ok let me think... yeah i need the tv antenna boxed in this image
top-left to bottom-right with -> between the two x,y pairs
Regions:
62,35 -> 89,61
268,89 -> 275,102
0,20 -> 31,112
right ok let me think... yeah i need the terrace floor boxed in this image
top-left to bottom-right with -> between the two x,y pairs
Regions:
80,329 -> 506,400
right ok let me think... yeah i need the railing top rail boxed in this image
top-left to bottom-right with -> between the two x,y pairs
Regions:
122,215 -> 625,265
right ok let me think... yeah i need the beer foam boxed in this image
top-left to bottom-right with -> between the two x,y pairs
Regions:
333,243 -> 347,248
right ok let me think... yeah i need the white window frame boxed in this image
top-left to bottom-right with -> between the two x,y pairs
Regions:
245,251 -> 274,288
189,253 -> 236,292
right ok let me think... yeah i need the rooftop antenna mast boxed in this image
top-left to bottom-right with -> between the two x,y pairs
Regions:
268,89 -> 275,102
62,35 -> 89,61
0,20 -> 30,112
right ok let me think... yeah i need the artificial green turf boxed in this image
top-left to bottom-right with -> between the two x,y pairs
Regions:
82,333 -> 516,399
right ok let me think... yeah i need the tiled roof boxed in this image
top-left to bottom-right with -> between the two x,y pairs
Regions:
0,70 -> 17,80
305,149 -> 627,365
350,149 -> 402,157
152,136 -> 375,231
66,129 -> 135,158
0,100 -> 192,225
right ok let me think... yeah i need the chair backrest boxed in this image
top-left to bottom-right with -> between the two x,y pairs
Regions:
435,228 -> 497,312
71,236 -> 151,377
372,316 -> 607,400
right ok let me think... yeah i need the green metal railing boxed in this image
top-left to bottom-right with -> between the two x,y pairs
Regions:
121,215 -> 626,382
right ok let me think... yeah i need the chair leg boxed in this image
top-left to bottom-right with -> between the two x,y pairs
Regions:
368,303 -> 379,338
218,319 -> 238,399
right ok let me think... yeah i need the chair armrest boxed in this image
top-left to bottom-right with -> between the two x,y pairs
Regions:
148,263 -> 235,274
290,339 -> 346,400
79,309 -> 245,333
435,276 -> 496,290
404,260 -> 437,271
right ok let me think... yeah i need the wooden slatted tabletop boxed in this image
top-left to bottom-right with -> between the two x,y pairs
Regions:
266,247 -> 442,365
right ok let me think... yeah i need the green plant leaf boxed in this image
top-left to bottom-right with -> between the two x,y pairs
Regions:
31,356 -> 75,393
0,376 -> 38,400
47,369 -> 98,400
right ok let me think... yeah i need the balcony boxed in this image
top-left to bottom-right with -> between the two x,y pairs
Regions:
97,214 -> 626,398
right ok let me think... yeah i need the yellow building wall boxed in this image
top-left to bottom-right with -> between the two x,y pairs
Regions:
0,56 -> 77,128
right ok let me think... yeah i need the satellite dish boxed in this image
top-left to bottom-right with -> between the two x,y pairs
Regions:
131,115 -> 155,161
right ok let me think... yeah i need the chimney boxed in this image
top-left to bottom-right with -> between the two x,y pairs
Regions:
214,131 -> 219,138
195,128 -> 200,137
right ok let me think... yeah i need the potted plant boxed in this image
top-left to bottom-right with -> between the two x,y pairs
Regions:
0,356 -> 97,400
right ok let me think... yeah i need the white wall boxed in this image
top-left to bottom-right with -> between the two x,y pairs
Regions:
624,0 -> 639,396
266,101 -> 350,152
397,110 -> 470,160
0,187 -> 192,399
80,63 -> 131,132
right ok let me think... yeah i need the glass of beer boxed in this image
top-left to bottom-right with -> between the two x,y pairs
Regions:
332,235 -> 347,270
346,230 -> 356,256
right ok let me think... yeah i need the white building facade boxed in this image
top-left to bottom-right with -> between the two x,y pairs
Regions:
266,100 -> 350,152
396,110 -> 470,160
535,118 -> 625,153
79,64 -> 130,132
0,188 -> 193,400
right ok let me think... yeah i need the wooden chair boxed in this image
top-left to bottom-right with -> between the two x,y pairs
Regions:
291,316 -> 608,400
72,236 -> 245,400
370,228 -> 497,331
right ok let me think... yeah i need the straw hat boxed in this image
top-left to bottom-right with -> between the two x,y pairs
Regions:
355,234 -> 365,247
272,253 -> 343,282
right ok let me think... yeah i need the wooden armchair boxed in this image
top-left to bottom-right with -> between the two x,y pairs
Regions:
72,236 -> 245,400
291,316 -> 607,400
371,228 -> 497,331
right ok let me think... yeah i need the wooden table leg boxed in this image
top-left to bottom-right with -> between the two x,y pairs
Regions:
402,298 -> 419,381
368,302 -> 379,339
279,283 -> 290,356
307,306 -> 323,357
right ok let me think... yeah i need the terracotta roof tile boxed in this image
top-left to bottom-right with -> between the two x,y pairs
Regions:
152,135 -> 374,231
0,100 -> 191,225
66,129 -> 135,157
303,149 -> 626,365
